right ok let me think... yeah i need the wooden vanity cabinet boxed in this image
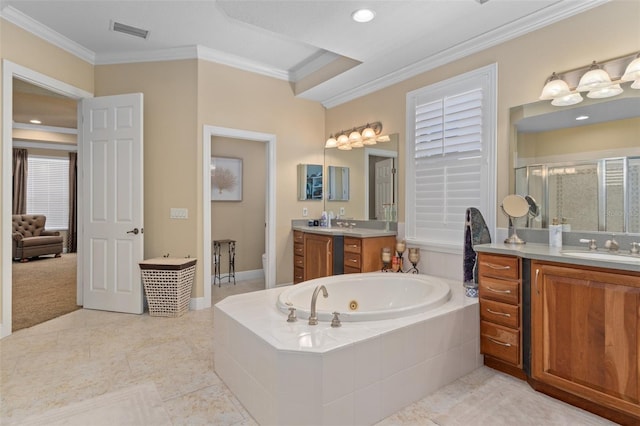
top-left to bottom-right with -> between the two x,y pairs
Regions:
343,236 -> 396,274
478,252 -> 524,379
531,261 -> 640,422
303,233 -> 334,281
293,231 -> 305,283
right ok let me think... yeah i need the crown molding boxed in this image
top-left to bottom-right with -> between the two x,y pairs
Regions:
13,122 -> 77,134
289,50 -> 340,82
95,46 -> 199,65
0,6 -> 95,64
195,46 -> 289,81
320,0 -> 609,108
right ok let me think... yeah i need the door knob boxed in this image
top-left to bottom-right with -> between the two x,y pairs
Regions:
127,228 -> 139,235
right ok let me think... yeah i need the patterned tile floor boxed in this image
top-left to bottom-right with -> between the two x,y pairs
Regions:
0,279 -> 614,425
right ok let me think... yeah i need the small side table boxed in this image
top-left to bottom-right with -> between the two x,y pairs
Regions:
213,239 -> 236,287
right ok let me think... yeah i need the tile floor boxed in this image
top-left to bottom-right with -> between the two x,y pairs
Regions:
0,279 -> 614,425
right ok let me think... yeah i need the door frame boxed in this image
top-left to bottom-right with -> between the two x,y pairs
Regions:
202,125 -> 276,303
364,147 -> 398,220
2,60 -> 92,337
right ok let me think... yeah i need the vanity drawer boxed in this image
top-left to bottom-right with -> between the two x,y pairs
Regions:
481,321 -> 520,366
479,277 -> 519,305
344,252 -> 361,269
344,237 -> 362,254
480,299 -> 519,328
294,230 -> 304,244
478,254 -> 519,280
294,255 -> 304,268
294,266 -> 304,284
294,242 -> 304,257
344,266 -> 361,274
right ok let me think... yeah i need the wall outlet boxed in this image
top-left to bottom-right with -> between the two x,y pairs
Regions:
339,207 -> 345,216
302,207 -> 308,217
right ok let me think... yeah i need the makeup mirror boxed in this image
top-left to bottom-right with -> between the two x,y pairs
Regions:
502,194 -> 529,244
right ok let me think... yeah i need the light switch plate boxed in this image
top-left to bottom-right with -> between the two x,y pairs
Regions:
339,207 -> 345,216
170,208 -> 188,219
302,208 -> 308,217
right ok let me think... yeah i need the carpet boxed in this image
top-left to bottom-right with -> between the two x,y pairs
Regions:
16,383 -> 172,426
12,253 -> 80,331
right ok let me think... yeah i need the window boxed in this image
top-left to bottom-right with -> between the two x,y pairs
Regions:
27,156 -> 69,230
405,64 -> 496,251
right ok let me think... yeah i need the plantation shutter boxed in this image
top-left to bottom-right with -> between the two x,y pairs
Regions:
26,156 -> 69,229
413,89 -> 483,243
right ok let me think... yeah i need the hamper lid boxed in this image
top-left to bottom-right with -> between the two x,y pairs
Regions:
139,257 -> 197,270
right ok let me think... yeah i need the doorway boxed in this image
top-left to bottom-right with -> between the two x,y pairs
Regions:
365,148 -> 398,220
2,60 -> 92,337
202,126 -> 276,306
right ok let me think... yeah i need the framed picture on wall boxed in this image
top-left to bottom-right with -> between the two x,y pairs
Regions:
211,157 -> 243,201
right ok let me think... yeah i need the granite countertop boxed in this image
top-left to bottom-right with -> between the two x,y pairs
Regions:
474,242 -> 640,273
292,225 -> 396,238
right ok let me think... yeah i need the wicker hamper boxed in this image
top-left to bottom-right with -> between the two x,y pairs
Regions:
139,257 -> 197,317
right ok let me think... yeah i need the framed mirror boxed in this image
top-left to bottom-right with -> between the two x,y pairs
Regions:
324,133 -> 399,220
297,164 -> 323,201
510,88 -> 640,234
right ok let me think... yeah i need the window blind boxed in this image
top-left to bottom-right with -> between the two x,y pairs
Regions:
27,156 -> 69,230
412,89 -> 483,243
406,65 -> 496,250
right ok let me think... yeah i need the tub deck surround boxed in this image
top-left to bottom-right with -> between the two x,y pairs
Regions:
474,242 -> 640,272
213,275 -> 481,425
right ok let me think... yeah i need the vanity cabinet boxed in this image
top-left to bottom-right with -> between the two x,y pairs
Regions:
478,253 -> 524,378
304,233 -> 334,281
343,236 -> 396,274
531,261 -> 640,422
293,231 -> 305,283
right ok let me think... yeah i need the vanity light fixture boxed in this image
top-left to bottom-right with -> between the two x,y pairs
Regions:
325,121 -> 384,149
540,52 -> 640,107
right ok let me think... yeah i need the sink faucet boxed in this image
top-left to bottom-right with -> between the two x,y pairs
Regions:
308,285 -> 328,325
604,235 -> 619,252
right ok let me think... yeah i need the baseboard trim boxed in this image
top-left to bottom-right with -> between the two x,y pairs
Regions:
210,269 -> 264,285
189,296 -> 209,311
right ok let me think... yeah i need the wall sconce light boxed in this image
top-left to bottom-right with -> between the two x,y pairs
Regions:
325,121 -> 384,149
539,52 -> 640,107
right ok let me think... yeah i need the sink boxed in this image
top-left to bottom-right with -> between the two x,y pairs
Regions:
561,251 -> 640,263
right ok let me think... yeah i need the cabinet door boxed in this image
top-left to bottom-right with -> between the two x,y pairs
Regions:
304,234 -> 333,280
532,262 -> 640,418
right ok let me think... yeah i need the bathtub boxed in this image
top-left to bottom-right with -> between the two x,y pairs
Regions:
277,272 -> 451,321
214,273 -> 481,425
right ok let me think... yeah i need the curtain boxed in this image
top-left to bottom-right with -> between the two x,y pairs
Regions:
67,152 -> 78,253
12,148 -> 28,214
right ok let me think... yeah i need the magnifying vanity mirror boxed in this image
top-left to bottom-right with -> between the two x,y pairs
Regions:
502,194 -> 530,244
510,88 -> 640,235
324,133 -> 399,220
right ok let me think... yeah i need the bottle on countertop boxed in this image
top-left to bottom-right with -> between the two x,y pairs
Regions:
320,211 -> 327,227
549,217 -> 562,248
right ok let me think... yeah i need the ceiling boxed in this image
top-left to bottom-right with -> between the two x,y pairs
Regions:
4,0 -> 606,129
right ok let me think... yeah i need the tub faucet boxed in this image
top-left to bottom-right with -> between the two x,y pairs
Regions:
309,285 -> 328,325
604,235 -> 619,253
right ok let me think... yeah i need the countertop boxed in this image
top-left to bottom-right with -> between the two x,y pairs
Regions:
292,225 -> 396,238
474,242 -> 640,273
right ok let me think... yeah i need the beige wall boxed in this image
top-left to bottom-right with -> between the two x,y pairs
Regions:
325,0 -> 640,231
1,20 -> 94,332
94,60 -> 201,292
211,136 -> 266,274
196,60 -> 325,287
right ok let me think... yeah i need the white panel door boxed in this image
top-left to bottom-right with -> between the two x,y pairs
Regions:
81,94 -> 144,314
375,158 -> 394,220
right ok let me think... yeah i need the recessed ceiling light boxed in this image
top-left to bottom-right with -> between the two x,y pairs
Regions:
352,9 -> 375,23
29,119 -> 42,124
575,115 -> 590,121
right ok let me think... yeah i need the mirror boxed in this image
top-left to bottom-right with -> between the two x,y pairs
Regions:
324,133 -> 399,220
327,166 -> 349,201
510,88 -> 640,234
502,194 -> 529,244
297,164 -> 323,201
